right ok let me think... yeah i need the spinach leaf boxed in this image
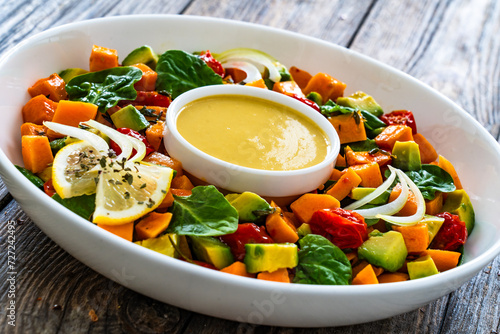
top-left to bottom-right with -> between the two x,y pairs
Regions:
319,100 -> 355,117
340,139 -> 378,155
360,110 -> 386,130
155,50 -> 223,99
167,185 -> 238,236
15,165 -> 44,188
52,193 -> 96,220
66,66 -> 142,112
294,234 -> 352,285
405,164 -> 456,200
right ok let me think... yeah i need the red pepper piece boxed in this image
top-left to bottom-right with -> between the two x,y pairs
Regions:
44,179 -> 56,197
109,128 -> 155,157
123,91 -> 171,108
430,212 -> 467,251
309,208 -> 368,249
285,93 -> 321,112
199,50 -> 225,77
380,110 -> 417,134
219,223 -> 274,261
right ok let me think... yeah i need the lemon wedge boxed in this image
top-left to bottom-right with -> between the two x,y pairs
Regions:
92,159 -> 174,225
52,141 -> 103,199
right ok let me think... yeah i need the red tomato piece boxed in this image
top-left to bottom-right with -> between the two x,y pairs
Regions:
285,93 -> 320,112
430,212 -> 467,251
219,223 -> 274,261
380,110 -> 417,134
44,179 -> 56,197
309,208 -> 368,249
123,91 -> 171,108
199,50 -> 225,77
109,128 -> 155,157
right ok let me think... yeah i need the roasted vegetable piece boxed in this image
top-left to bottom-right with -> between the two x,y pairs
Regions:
22,95 -> 58,124
98,222 -> 134,241
257,268 -> 291,282
219,223 -> 274,261
380,110 -> 417,134
328,112 -> 367,144
309,208 -> 368,249
109,128 -> 155,157
27,73 -> 67,102
413,133 -> 438,163
290,193 -> 340,224
430,212 -> 467,251
352,264 -> 379,285
374,125 -> 413,151
220,261 -> 255,278
198,50 -> 225,77
326,167 -> 362,201
89,45 -> 119,72
21,135 -> 54,173
131,63 -> 158,91
303,72 -> 346,103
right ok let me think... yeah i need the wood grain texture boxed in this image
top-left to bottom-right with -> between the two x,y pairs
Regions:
0,0 -> 499,333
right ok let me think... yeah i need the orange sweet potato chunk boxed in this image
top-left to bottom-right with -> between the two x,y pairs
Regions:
131,63 -> 158,91
27,73 -> 67,102
22,95 -> 58,124
89,45 -> 119,72
326,167 -> 362,201
290,193 -> 340,224
375,125 -> 413,151
21,135 -> 54,174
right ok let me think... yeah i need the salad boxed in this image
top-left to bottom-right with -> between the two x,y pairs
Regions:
16,44 -> 474,285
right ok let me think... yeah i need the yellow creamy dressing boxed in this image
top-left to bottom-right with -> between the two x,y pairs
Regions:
176,95 -> 329,171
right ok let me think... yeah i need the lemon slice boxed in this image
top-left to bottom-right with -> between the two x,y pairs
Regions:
52,141 -> 103,198
93,160 -> 174,225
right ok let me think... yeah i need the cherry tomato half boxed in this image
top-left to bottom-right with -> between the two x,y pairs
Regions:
380,110 -> 417,134
44,179 -> 56,197
199,50 -> 225,77
219,223 -> 274,261
309,208 -> 368,249
430,212 -> 467,251
285,93 -> 321,112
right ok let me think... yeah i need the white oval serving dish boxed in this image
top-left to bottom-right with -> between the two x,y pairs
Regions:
0,15 -> 499,327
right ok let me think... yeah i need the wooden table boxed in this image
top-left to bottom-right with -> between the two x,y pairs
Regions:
1,0 -> 499,333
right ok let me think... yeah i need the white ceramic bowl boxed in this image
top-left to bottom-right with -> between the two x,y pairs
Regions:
0,15 -> 499,328
164,85 -> 339,197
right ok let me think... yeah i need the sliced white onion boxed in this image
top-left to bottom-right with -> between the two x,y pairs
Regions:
352,168 -> 409,219
221,60 -> 262,83
344,166 -> 397,210
376,171 -> 426,226
43,121 -> 109,154
82,120 -> 133,161
127,135 -> 147,162
216,48 -> 281,82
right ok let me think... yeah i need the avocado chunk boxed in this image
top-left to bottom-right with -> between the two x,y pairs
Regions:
58,68 -> 88,83
350,187 -> 390,205
336,91 -> 384,117
110,105 -> 150,131
122,45 -> 159,69
306,92 -> 323,106
296,223 -> 312,238
190,236 -> 234,269
407,254 -> 439,279
442,189 -> 475,234
136,233 -> 180,258
420,215 -> 445,244
392,141 -> 422,171
244,243 -> 298,273
358,230 -> 408,272
225,192 -> 274,222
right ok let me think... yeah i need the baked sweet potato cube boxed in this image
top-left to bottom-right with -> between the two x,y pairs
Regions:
135,212 -> 173,241
328,112 -> 367,144
425,191 -> 443,215
375,125 -> 413,151
22,95 -> 58,124
266,202 -> 299,243
377,272 -> 409,283
437,155 -> 463,189
257,268 -> 291,283
98,222 -> 134,242
20,122 -> 47,136
352,263 -> 379,285
290,193 -> 340,224
89,45 -> 119,72
344,146 -> 392,167
303,72 -> 346,103
413,133 -> 438,163
388,183 -> 418,216
21,135 -> 54,174
27,73 -> 67,102
220,261 -> 256,278
392,223 -> 429,254
423,249 -> 461,272
143,152 -> 183,176
326,167 -> 362,201
131,63 -> 158,91
47,100 -> 98,138
289,66 -> 312,90
145,121 -> 165,152
171,175 -> 194,190
245,78 -> 267,89
273,80 -> 306,98
349,162 -> 383,188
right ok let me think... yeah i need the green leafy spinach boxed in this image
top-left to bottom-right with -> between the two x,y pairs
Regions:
404,164 -> 456,200
52,193 -> 96,220
294,234 -> 352,285
155,50 -> 223,99
167,185 -> 238,236
65,66 -> 143,112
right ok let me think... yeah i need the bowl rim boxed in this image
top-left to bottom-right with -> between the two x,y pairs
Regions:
0,13 -> 499,326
